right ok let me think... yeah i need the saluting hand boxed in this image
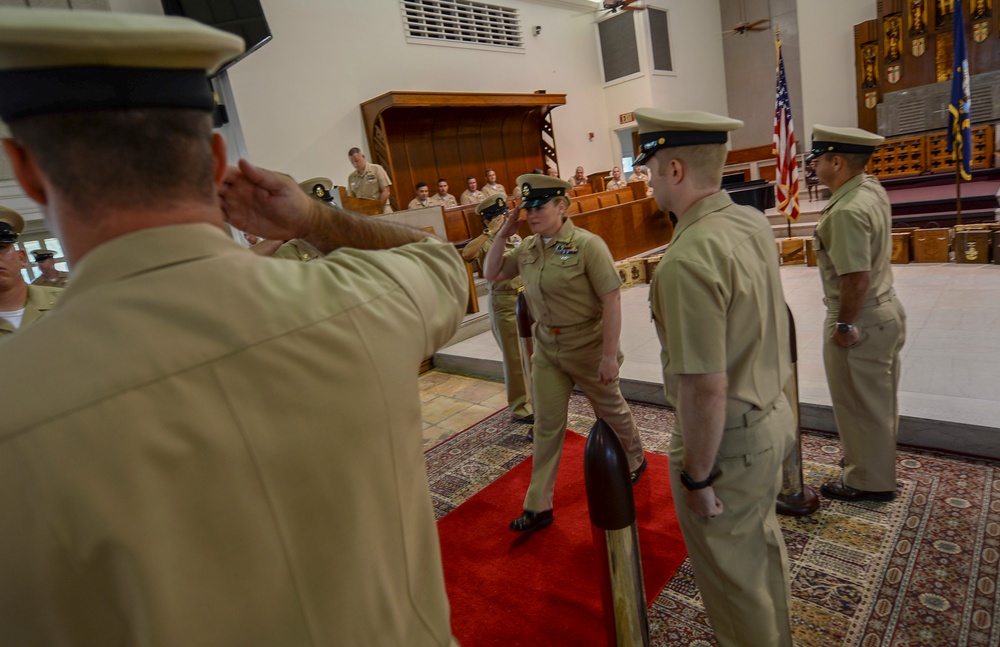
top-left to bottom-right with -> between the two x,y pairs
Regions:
219,159 -> 318,242
496,204 -> 522,239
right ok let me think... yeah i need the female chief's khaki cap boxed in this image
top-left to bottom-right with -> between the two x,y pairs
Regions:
0,8 -> 244,121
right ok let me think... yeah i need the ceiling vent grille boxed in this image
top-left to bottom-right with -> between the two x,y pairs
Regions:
401,0 -> 523,51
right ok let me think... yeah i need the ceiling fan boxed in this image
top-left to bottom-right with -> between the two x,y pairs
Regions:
601,0 -> 646,14
723,0 -> 770,36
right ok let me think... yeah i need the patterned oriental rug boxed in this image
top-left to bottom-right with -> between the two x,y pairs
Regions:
425,395 -> 1000,647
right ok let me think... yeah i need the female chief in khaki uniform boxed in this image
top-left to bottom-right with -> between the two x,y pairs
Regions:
484,174 -> 646,533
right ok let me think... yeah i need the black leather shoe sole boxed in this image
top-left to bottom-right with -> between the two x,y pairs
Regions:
630,458 -> 648,485
509,509 -> 554,532
513,414 -> 535,424
820,481 -> 895,502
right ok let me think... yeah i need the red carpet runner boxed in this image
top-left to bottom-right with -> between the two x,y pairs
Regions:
437,430 -> 686,646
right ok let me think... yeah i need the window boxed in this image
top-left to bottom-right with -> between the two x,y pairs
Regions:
598,12 -> 640,83
647,8 -> 672,72
401,0 -> 523,51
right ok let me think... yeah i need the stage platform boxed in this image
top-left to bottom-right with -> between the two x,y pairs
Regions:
436,262 -> 1000,460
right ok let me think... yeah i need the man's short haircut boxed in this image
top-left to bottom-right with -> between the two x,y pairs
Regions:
10,108 -> 215,212
656,143 -> 728,190
437,179 -> 447,185
466,175 -> 475,181
485,168 -> 495,174
347,147 -> 362,157
415,182 -> 427,190
839,152 -> 872,172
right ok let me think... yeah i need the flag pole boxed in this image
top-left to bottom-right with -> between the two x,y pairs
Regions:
956,157 -> 963,226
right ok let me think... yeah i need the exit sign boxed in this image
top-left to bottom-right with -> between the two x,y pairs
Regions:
619,112 -> 634,124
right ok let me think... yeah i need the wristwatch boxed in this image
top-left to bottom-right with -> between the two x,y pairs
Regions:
680,470 -> 717,491
836,322 -> 854,334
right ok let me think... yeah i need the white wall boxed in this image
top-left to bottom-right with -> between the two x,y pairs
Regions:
221,0 -> 614,185
798,0 -> 876,136
595,1 -> 728,165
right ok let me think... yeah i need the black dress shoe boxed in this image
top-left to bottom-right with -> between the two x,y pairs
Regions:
820,480 -> 895,502
525,429 -> 533,442
509,509 -> 554,532
513,414 -> 535,424
630,458 -> 648,485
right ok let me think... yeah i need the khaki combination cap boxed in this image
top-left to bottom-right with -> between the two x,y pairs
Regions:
633,108 -> 743,165
299,177 -> 334,202
515,174 -> 571,209
0,8 -> 244,121
0,205 -> 24,244
806,125 -> 884,162
475,194 -> 508,220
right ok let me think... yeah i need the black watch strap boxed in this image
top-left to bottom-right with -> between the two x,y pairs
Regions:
680,470 -> 717,491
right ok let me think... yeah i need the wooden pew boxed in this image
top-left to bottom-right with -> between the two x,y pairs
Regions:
576,194 -> 601,213
571,197 -> 673,261
597,193 -> 619,209
570,185 -> 593,197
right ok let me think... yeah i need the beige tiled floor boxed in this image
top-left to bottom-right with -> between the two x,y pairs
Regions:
418,371 -> 509,448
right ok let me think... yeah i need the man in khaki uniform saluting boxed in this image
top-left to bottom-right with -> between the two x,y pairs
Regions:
0,206 -> 60,336
347,146 -> 394,213
462,194 -> 532,424
30,248 -> 69,287
0,9 -> 466,647
808,125 -> 906,502
640,108 -> 795,647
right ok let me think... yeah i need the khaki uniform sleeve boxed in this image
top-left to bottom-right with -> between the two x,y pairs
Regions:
499,237 -> 527,278
582,235 -> 622,297
657,257 -> 728,375
375,165 -> 392,189
336,239 -> 467,356
825,208 -> 872,276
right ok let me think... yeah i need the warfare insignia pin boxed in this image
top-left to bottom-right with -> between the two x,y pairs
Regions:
522,183 -> 531,197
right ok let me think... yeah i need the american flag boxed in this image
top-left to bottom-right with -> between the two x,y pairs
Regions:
773,37 -> 799,221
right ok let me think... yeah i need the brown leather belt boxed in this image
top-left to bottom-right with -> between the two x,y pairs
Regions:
824,288 -> 895,309
540,319 -> 597,335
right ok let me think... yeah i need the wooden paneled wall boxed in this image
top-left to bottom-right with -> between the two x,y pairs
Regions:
383,106 -> 548,207
360,92 -> 567,212
857,0 -> 1000,130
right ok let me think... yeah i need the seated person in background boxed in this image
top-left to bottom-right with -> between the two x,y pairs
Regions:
407,182 -> 432,209
570,166 -> 588,186
546,167 -> 559,177
606,166 -> 627,190
627,165 -> 649,184
805,160 -> 820,201
428,179 -> 457,208
482,168 -> 506,197
30,249 -> 69,288
460,175 -> 486,205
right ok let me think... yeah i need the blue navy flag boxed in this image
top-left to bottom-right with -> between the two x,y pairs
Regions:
948,0 -> 972,181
